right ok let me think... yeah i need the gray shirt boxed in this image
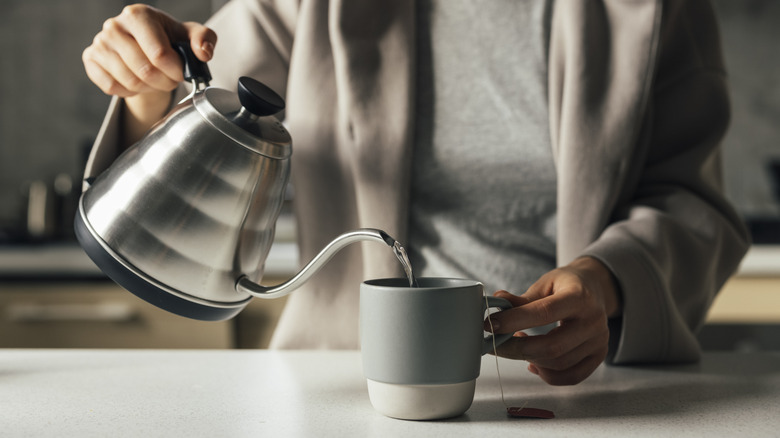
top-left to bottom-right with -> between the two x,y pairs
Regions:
409,0 -> 556,294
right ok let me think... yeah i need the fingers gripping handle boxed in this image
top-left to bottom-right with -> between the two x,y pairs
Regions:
482,296 -> 513,355
173,41 -> 211,88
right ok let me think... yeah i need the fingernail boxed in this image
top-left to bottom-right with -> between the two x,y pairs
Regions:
484,317 -> 500,331
201,41 -> 214,59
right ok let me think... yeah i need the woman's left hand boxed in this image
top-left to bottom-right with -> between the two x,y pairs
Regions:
484,256 -> 621,385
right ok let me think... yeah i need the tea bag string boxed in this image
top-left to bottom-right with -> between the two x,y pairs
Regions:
484,293 -> 527,412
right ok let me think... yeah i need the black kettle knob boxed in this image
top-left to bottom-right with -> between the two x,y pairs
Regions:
237,77 -> 285,116
173,42 -> 212,85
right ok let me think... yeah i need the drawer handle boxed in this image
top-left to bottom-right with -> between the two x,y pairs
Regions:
6,302 -> 137,323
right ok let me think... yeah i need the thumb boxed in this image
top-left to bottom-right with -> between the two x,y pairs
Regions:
183,22 -> 218,62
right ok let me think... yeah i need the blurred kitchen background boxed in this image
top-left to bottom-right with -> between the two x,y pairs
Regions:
0,0 -> 778,350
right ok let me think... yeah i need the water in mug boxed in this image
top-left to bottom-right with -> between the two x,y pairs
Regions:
392,241 -> 418,287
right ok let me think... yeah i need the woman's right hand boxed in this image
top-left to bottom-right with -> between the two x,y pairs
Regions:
83,4 -> 216,98
82,4 -> 217,145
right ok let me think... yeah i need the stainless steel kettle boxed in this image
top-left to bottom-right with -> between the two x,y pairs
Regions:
75,43 -> 395,321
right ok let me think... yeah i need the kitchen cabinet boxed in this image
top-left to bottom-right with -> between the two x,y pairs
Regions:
700,245 -> 780,350
706,245 -> 780,324
701,275 -> 780,351
0,281 -> 233,349
0,278 -> 290,349
233,279 -> 289,349
707,276 -> 780,324
0,239 -> 296,349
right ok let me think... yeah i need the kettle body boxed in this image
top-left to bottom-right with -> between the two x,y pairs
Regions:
76,70 -> 292,320
76,44 -> 399,322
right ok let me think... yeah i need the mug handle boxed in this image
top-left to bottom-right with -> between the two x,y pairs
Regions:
481,296 -> 514,355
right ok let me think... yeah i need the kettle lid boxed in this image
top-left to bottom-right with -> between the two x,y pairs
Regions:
193,76 -> 292,160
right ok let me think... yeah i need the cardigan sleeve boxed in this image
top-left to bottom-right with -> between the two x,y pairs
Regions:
581,0 -> 750,364
82,95 -> 124,191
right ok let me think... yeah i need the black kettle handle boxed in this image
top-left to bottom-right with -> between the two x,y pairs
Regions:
173,41 -> 211,86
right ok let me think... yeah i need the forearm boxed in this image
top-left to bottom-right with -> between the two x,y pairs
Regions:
122,90 -> 174,150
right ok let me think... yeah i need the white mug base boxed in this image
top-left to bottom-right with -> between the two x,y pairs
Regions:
366,379 -> 476,420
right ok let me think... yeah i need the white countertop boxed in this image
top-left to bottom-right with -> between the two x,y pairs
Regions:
1,350 -> 778,437
736,244 -> 780,276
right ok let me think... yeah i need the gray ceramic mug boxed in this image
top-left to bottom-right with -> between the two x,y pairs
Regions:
360,277 -> 513,420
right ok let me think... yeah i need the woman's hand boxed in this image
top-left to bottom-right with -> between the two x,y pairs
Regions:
83,4 -> 216,97
485,257 -> 622,385
82,4 -> 217,145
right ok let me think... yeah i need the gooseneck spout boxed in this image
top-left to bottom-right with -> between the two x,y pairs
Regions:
235,228 -> 396,299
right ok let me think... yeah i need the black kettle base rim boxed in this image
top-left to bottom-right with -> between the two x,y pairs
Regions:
74,209 -> 248,322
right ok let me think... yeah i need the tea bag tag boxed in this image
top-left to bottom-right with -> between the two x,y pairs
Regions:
507,406 -> 555,419
484,293 -> 555,420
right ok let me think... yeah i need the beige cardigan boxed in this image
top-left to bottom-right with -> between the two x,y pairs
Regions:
85,0 -> 750,364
